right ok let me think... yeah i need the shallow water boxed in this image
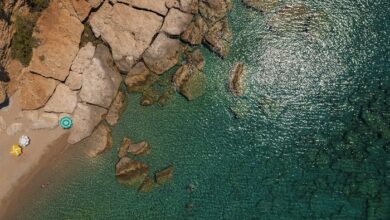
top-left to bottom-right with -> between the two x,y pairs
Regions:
16,0 -> 390,219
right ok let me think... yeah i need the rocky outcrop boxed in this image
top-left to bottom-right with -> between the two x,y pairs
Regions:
106,90 -> 127,126
20,73 -> 58,110
181,15 -> 208,45
204,18 -> 232,58
130,0 -> 169,16
143,33 -> 182,75
89,2 -> 163,72
242,0 -> 278,13
124,62 -> 158,93
186,49 -> 205,71
71,0 -> 103,21
128,141 -> 151,156
138,176 -> 154,192
68,103 -> 108,144
268,4 -> 311,33
65,71 -> 82,90
70,42 -> 95,75
161,8 -> 193,35
43,84 -> 78,114
79,44 -> 122,109
199,0 -> 232,23
178,0 -> 199,14
229,62 -> 246,96
155,165 -> 174,184
31,113 -> 59,130
118,137 -> 132,158
84,123 -> 112,158
29,0 -> 84,81
115,157 -> 149,186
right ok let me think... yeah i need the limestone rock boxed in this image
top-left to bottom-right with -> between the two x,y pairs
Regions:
229,62 -> 246,96
89,3 -> 163,72
155,165 -> 174,184
20,73 -> 58,110
186,49 -> 205,71
242,0 -> 278,13
179,0 -> 199,14
199,0 -> 232,24
31,113 -> 59,130
84,123 -> 112,158
124,62 -> 158,93
115,157 -> 149,186
118,137 -> 132,158
65,71 -> 83,90
143,33 -> 182,74
29,0 -> 84,81
128,141 -> 151,156
130,0 -> 169,16
89,0 -> 104,8
6,123 -> 23,136
80,45 -> 122,109
161,8 -> 193,35
181,15 -> 208,45
68,103 -> 108,144
70,42 -> 95,75
71,0 -> 92,21
166,0 -> 179,9
174,64 -> 206,101
138,176 -> 155,192
44,84 -> 78,114
204,18 -> 232,58
106,90 -> 127,126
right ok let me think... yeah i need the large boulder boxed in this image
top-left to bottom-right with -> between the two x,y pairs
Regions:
79,44 -> 122,109
179,0 -> 199,14
65,71 -> 83,90
29,0 -> 84,81
89,2 -> 163,72
70,42 -> 95,75
229,62 -> 246,96
68,103 -> 108,144
204,18 -> 232,58
71,0 -> 103,21
128,141 -> 151,156
124,62 -> 158,93
174,64 -> 206,101
43,84 -> 78,114
84,123 -> 112,158
118,137 -> 132,158
242,0 -> 278,13
115,157 -> 149,186
199,0 -> 231,24
138,176 -> 155,192
20,73 -> 58,110
181,15 -> 209,45
143,33 -> 182,74
161,8 -> 193,35
106,90 -> 127,126
155,165 -> 174,184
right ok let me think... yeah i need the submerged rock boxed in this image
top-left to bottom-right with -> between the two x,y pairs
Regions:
161,8 -> 193,35
138,176 -> 155,192
20,73 -> 58,110
229,62 -> 246,96
242,0 -> 278,13
118,137 -> 132,158
174,64 -> 206,101
199,0 -> 232,24
143,33 -> 182,75
68,103 -> 108,144
106,90 -> 127,126
181,15 -> 209,45
84,123 -> 112,158
268,4 -> 311,33
124,62 -> 158,93
204,18 -> 232,58
115,157 -> 149,186
29,0 -> 84,81
155,165 -> 174,184
90,2 -> 163,72
128,141 -> 151,156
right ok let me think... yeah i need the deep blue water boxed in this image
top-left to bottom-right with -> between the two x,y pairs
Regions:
15,0 -> 390,219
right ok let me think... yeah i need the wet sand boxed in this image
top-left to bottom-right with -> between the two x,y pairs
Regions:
0,93 -> 70,218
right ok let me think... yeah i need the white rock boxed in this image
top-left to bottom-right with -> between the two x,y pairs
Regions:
161,8 -> 193,35
65,71 -> 83,90
44,84 -> 78,114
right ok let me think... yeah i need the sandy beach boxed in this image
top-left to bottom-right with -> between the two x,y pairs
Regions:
0,93 -> 69,218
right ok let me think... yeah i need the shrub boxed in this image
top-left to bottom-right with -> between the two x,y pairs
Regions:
0,66 -> 10,82
28,0 -> 50,12
11,16 -> 36,66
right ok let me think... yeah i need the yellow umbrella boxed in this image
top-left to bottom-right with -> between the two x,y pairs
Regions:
10,144 -> 22,157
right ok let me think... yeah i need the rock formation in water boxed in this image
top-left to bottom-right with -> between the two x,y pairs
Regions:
115,157 -> 150,186
242,0 -> 278,13
155,165 -> 174,184
128,141 -> 151,156
84,122 -> 113,158
229,62 -> 246,96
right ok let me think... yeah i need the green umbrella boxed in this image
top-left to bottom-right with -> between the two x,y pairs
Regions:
59,116 -> 73,129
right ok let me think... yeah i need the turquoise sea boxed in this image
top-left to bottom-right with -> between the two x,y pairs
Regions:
14,0 -> 390,219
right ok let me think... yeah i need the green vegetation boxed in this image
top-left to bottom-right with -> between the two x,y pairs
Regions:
11,15 -> 36,66
28,0 -> 50,12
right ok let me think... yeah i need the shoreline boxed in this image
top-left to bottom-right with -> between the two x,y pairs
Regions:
0,134 -> 71,219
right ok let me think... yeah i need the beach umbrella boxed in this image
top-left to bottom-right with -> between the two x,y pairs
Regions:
10,144 -> 22,157
19,135 -> 30,147
59,116 -> 73,129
